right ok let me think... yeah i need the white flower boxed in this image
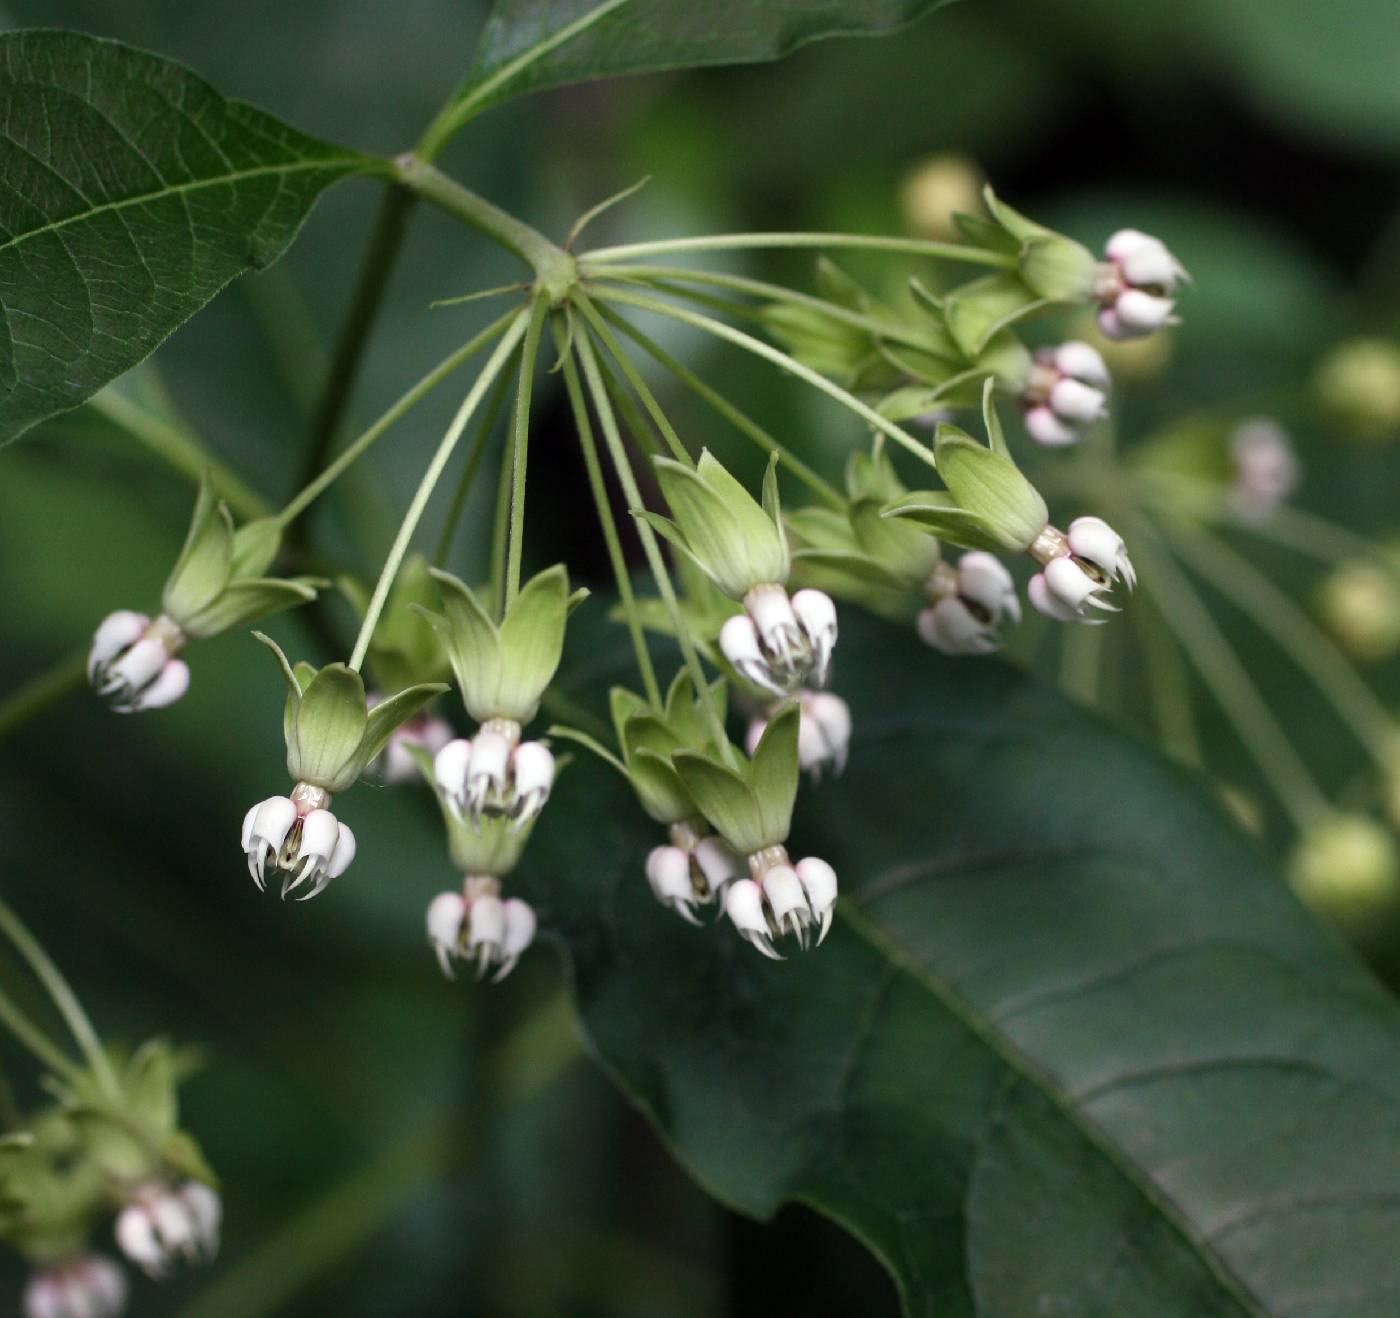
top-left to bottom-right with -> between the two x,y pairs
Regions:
1023,341 -> 1110,447
432,726 -> 555,830
240,786 -> 356,900
1229,418 -> 1299,518
1027,517 -> 1135,623
720,585 -> 838,695
88,611 -> 189,713
368,699 -> 454,784
918,552 -> 1021,655
1096,229 -> 1187,341
425,879 -> 536,981
114,1182 -> 221,1279
746,690 -> 852,779
644,825 -> 745,924
647,845 -> 701,925
23,1256 -> 127,1318
723,848 -> 837,957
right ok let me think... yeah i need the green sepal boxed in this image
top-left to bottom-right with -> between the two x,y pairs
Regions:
290,664 -> 369,791
360,681 -> 448,765
343,555 -> 452,693
407,744 -> 536,876
849,495 -> 940,586
748,704 -> 801,847
944,271 -> 1054,360
253,630 -> 302,699
161,476 -> 234,621
229,517 -> 282,577
881,492 -> 1011,554
876,370 -> 985,423
179,577 -> 321,640
952,210 -> 1021,255
672,753 -> 769,855
760,301 -> 877,386
933,416 -> 1047,552
981,187 -> 1098,302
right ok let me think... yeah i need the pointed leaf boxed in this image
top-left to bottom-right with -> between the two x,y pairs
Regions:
498,564 -> 571,722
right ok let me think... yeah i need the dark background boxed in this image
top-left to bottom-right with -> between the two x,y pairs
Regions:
2,1 -> 1399,1313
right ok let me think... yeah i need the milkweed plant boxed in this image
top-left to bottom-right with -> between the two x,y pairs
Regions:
2,9 -> 1399,1314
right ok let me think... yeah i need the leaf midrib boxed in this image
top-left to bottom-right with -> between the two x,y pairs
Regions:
837,902 -> 1266,1316
0,155 -> 366,260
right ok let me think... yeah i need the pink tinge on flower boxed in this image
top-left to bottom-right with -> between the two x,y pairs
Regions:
1022,341 -> 1110,446
1229,418 -> 1299,518
375,711 -> 455,784
1097,229 -> 1186,341
114,1182 -> 221,1279
88,612 -> 189,713
24,1256 -> 127,1318
427,881 -> 537,982
919,552 -> 1020,655
722,586 -> 838,695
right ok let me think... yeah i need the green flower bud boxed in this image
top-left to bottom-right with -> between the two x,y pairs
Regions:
255,634 -> 446,793
983,188 -> 1098,303
644,451 -> 790,599
1288,812 -> 1400,934
160,476 -> 321,641
900,153 -> 984,240
1314,338 -> 1400,441
423,564 -> 583,725
1314,558 -> 1400,662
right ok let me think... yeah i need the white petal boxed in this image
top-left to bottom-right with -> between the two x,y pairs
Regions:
1067,516 -> 1126,580
1104,228 -> 1154,262
151,1192 -> 196,1256
1096,306 -> 1126,341
720,615 -> 785,695
1043,555 -> 1102,613
693,836 -> 744,898
426,892 -> 466,974
1025,405 -> 1078,447
724,878 -> 767,934
466,730 -> 511,801
297,809 -> 340,863
923,597 -> 995,655
101,638 -> 167,697
84,1257 -> 127,1315
956,552 -> 1015,619
791,589 -> 838,686
180,1182 -> 222,1258
88,610 -> 148,679
795,856 -> 838,943
249,796 -> 297,852
114,1206 -> 165,1276
805,692 -> 852,773
468,894 -> 505,951
1028,572 -> 1080,622
1112,289 -> 1175,336
510,741 -> 555,819
761,864 -> 810,930
1053,340 -> 1109,387
646,844 -> 698,922
22,1275 -> 62,1318
744,714 -> 768,758
748,587 -> 801,658
1049,378 -> 1107,425
500,898 -> 537,959
128,659 -> 189,711
326,822 -> 357,879
1118,236 -> 1178,290
433,739 -> 472,808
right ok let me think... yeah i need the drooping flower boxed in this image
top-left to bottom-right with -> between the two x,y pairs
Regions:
1022,341 -> 1110,447
1096,229 -> 1188,341
1027,516 -> 1136,623
918,551 -> 1020,654
433,726 -> 555,831
114,1181 -> 221,1279
746,690 -> 852,779
23,1256 -> 127,1318
425,879 -> 537,981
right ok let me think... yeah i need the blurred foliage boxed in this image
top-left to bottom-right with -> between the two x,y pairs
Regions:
2,0 -> 1400,1312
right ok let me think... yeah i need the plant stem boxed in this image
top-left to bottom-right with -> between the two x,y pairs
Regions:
0,985 -> 82,1083
276,306 -> 521,530
395,157 -> 574,293
555,318 -> 661,708
291,182 -> 417,534
489,417 -> 515,621
413,0 -> 632,162
596,302 -> 844,509
1132,592 -> 1203,768
583,231 -> 1017,267
591,287 -> 939,471
0,898 -> 118,1097
433,365 -> 516,567
1128,519 -> 1328,830
573,331 -> 732,756
573,293 -> 691,464
88,392 -> 270,523
348,313 -> 530,672
1162,520 -> 1397,769
584,262 -> 954,354
0,651 -> 86,742
504,300 -> 550,610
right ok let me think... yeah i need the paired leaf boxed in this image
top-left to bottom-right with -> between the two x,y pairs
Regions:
526,605 -> 1400,1316
0,31 -> 374,443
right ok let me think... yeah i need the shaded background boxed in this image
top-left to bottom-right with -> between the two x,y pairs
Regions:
2,0 -> 1399,1312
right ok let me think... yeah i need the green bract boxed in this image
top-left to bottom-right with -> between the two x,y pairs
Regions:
255,635 -> 446,793
340,554 -> 452,693
423,564 -> 584,725
671,704 -> 801,855
610,671 -> 729,825
644,451 -> 790,599
980,186 -> 1099,304
161,476 -> 322,640
884,382 -> 1048,553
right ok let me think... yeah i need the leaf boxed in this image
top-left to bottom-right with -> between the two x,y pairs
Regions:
0,30 -> 373,444
459,0 -> 957,112
526,606 -> 1400,1315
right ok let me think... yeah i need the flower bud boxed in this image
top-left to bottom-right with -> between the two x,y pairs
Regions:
1229,418 -> 1299,519
1288,813 -> 1400,933
114,1181 -> 221,1278
647,844 -> 700,924
1314,338 -> 1400,441
89,612 -> 190,713
426,891 -> 467,978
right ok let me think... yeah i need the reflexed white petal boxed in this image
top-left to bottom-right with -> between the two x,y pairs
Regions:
101,638 -> 168,697
795,856 -> 838,944
326,822 -> 357,879
744,714 -> 768,758
496,898 -> 537,979
1053,340 -> 1109,387
748,587 -> 801,662
1028,572 -> 1080,622
957,552 -> 1016,620
1117,236 -> 1178,290
244,797 -> 297,888
115,1205 -> 165,1276
88,610 -> 148,679
791,589 -> 838,686
510,741 -> 555,827
922,597 -> 995,655
1112,289 -> 1175,336
1049,378 -> 1107,425
1096,306 -> 1126,341
725,878 -> 781,959
433,739 -> 472,811
127,659 -> 189,712
151,1192 -> 196,1256
180,1182 -> 222,1259
84,1257 -> 127,1315
240,804 -> 259,852
646,845 -> 699,923
1104,228 -> 1153,262
426,891 -> 467,976
466,730 -> 511,817
1025,404 -> 1078,447
720,614 -> 784,695
762,865 -> 810,942
22,1274 -> 63,1318
1043,556 -> 1103,613
1066,516 -> 1125,579
693,836 -> 743,900
297,809 -> 340,864
805,692 -> 852,774
468,894 -> 505,952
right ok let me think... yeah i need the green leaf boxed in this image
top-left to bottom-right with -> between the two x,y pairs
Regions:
458,0 -> 957,113
672,751 -> 767,855
0,30 -> 372,444
527,607 -> 1400,1315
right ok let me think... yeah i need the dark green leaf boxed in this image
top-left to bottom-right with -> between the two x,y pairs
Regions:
0,30 -> 373,443
459,0 -> 956,111
531,607 -> 1400,1315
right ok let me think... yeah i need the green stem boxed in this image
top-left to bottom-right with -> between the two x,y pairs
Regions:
504,300 -> 550,610
489,417 -> 515,622
348,312 -> 530,672
433,364 -> 516,566
1161,519 -> 1397,769
555,317 -> 661,709
275,306 -> 521,530
1132,592 -> 1203,768
573,293 -> 691,464
414,0 -> 632,162
291,182 -> 417,534
0,898 -> 118,1097
0,651 -> 86,742
584,262 -> 953,354
89,392 -> 270,523
1128,519 -> 1328,830
573,330 -> 732,756
0,985 -> 81,1083
595,302 -> 844,509
583,231 -> 1017,267
1057,619 -> 1104,708
591,287 -> 938,471
395,157 -> 574,293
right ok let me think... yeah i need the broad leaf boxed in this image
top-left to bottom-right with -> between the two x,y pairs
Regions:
533,607 -> 1400,1315
459,0 -> 956,112
0,30 -> 373,443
